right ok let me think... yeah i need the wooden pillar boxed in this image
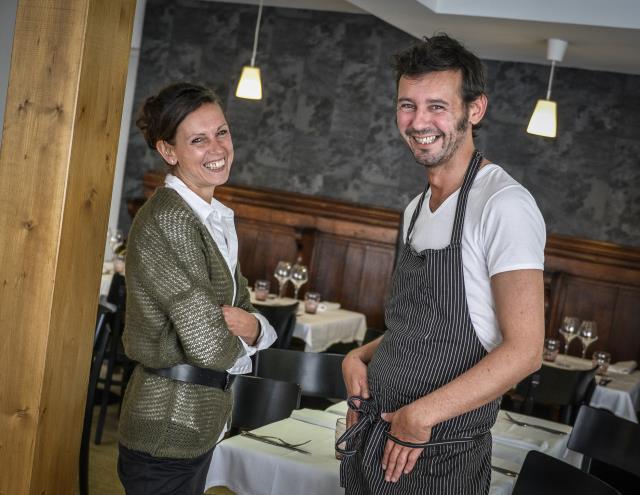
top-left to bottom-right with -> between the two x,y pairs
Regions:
0,0 -> 135,493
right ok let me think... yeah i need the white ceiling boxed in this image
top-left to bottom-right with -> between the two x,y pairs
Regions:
214,0 -> 640,75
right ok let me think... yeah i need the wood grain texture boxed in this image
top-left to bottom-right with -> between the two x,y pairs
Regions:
0,0 -> 135,493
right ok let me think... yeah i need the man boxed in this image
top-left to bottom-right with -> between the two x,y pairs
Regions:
340,34 -> 545,494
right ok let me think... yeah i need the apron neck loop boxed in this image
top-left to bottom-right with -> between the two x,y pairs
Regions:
450,149 -> 483,246
405,150 -> 484,247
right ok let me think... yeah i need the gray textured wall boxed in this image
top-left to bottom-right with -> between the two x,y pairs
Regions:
121,0 -> 640,246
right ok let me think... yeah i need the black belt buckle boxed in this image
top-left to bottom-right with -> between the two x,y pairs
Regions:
223,373 -> 233,391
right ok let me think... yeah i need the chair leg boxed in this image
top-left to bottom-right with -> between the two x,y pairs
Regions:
94,337 -> 117,445
81,318 -> 111,495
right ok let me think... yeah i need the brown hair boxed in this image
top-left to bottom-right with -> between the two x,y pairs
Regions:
136,82 -> 221,149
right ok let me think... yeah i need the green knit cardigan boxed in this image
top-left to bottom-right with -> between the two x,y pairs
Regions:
118,187 -> 252,459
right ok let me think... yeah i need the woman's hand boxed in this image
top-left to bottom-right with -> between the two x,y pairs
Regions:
221,306 -> 259,346
342,350 -> 370,428
380,404 -> 432,483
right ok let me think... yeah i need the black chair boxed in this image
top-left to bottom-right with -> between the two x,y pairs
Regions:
255,348 -> 347,401
363,327 -> 385,345
513,364 -> 598,424
568,405 -> 640,477
253,301 -> 299,349
512,450 -> 621,495
79,301 -> 116,495
231,375 -> 301,431
94,272 -> 133,444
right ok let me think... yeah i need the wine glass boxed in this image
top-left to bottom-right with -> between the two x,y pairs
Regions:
558,316 -> 580,354
578,320 -> 598,359
290,264 -> 308,300
273,261 -> 292,298
109,228 -> 124,252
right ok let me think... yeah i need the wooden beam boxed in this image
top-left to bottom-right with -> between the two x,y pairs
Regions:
0,0 -> 135,492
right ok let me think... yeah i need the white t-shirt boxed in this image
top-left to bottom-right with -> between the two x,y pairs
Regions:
402,163 -> 545,352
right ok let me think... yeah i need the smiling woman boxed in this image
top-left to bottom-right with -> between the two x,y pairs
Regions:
117,82 -> 276,495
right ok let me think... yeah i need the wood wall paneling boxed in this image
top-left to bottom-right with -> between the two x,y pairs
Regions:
141,170 -> 640,363
0,0 -> 135,493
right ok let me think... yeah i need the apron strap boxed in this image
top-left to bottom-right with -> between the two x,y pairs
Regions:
405,150 -> 483,248
450,149 -> 483,246
405,186 -> 429,245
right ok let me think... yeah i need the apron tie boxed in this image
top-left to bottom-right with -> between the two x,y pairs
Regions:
337,396 -> 488,456
335,396 -> 380,459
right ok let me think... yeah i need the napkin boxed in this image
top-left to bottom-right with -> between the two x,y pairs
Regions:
492,433 -> 549,452
317,302 -> 341,313
608,360 -> 637,374
290,409 -> 342,429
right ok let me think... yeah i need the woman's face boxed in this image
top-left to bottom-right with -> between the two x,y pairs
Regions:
157,102 -> 234,202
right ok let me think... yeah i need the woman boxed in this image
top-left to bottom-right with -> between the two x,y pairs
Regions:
117,82 -> 276,495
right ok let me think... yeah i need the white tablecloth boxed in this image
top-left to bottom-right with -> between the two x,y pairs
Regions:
100,262 -> 114,296
250,292 -> 367,352
206,406 -> 580,495
547,354 -> 640,422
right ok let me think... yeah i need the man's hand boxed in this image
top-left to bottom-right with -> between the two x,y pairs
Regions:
342,350 -> 370,428
381,404 -> 432,482
221,306 -> 259,346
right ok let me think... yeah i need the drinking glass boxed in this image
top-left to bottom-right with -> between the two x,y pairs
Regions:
592,350 -> 611,376
578,320 -> 598,359
254,279 -> 270,301
290,264 -> 309,300
543,338 -> 561,362
304,291 -> 321,314
335,417 -> 347,460
558,316 -> 580,354
273,261 -> 292,298
109,228 -> 124,252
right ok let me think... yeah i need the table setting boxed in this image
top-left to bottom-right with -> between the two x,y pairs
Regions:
206,402 -> 582,495
543,315 -> 640,422
250,260 -> 367,352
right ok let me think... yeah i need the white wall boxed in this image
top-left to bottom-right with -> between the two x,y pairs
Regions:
108,0 -> 147,237
0,0 -> 19,150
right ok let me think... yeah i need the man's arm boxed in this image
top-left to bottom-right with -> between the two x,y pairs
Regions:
342,336 -> 384,427
381,269 -> 544,482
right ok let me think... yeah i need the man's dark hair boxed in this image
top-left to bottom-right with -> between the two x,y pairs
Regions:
393,34 -> 487,133
136,82 -> 221,150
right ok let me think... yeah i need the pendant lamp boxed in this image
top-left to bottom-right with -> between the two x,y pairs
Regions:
527,38 -> 568,138
236,0 -> 264,100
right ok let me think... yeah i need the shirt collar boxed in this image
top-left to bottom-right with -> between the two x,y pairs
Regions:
164,174 -> 234,224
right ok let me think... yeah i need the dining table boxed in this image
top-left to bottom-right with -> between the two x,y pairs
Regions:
205,402 -> 581,495
546,354 -> 640,422
250,292 -> 368,353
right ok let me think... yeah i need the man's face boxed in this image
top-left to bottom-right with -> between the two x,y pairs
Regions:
396,70 -> 471,169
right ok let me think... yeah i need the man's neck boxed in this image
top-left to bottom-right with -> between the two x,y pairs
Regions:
426,145 -> 478,212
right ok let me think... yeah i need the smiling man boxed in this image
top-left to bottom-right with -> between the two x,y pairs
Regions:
340,34 -> 546,494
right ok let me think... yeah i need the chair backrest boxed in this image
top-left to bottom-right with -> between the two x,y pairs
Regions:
516,364 -> 597,423
231,375 -> 301,431
512,450 -> 621,495
255,348 -> 347,400
106,272 -> 126,336
80,301 -> 115,495
253,302 -> 299,349
568,405 -> 640,477
363,327 -> 385,345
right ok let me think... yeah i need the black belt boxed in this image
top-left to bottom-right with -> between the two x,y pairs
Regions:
143,363 -> 236,390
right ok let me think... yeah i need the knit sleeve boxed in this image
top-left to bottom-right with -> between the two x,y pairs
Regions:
234,262 -> 256,313
126,200 -> 244,371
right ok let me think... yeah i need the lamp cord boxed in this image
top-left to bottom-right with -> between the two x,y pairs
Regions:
545,60 -> 556,100
250,0 -> 264,67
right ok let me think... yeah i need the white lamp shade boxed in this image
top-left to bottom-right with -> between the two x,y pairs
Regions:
235,66 -> 262,100
527,99 -> 557,138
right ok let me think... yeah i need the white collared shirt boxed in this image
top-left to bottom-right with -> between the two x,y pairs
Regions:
164,174 -> 276,374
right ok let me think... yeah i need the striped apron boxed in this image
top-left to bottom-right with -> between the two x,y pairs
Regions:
339,150 -> 499,494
